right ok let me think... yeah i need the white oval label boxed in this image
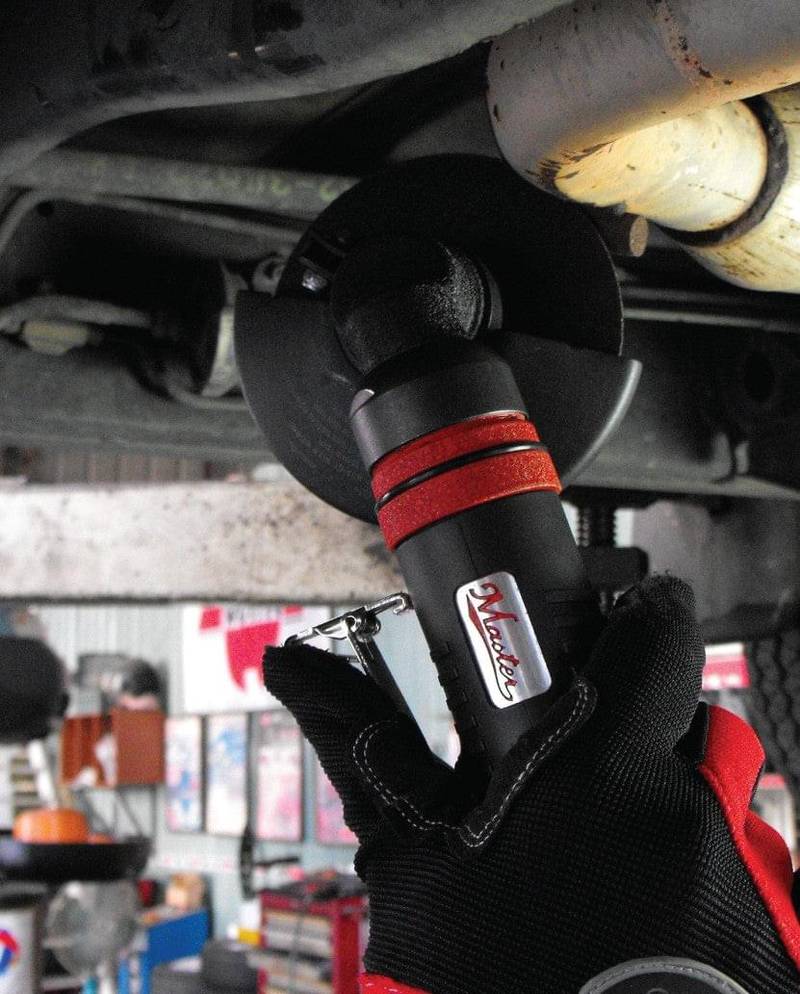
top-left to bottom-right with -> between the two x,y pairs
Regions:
455,571 -> 551,709
580,958 -> 750,994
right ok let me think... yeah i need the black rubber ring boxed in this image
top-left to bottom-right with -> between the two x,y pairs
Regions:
373,440 -> 546,513
660,96 -> 789,248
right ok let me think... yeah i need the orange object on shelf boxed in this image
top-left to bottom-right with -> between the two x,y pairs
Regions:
166,873 -> 206,913
60,709 -> 165,788
14,807 -> 89,843
87,833 -> 114,843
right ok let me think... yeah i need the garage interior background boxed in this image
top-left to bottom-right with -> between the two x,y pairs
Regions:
26,598 -> 436,931
1,3 -> 800,991
0,444 -> 797,944
0,444 -> 797,994
0,448 -> 460,935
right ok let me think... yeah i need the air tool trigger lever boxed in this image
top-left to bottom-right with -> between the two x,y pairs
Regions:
286,593 -> 414,716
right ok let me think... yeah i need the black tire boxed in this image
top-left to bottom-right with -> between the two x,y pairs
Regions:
201,939 -> 259,991
151,960 -> 204,994
746,627 -> 800,803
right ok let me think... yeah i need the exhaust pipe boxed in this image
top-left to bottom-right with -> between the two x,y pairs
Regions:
488,0 -> 800,291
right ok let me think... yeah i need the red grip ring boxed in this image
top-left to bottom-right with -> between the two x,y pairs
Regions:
371,413 -> 538,500
377,447 -> 561,550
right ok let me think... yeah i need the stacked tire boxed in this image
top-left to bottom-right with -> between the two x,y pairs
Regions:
151,940 -> 258,994
746,627 -> 800,804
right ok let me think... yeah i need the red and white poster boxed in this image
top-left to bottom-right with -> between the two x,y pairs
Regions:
182,604 -> 331,712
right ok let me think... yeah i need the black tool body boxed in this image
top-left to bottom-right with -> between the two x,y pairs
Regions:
233,158 -> 637,782
351,342 -> 602,777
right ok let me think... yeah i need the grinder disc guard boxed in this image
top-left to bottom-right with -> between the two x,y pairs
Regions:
235,155 -> 637,522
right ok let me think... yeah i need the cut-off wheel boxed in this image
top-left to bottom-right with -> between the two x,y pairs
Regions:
235,155 -> 635,522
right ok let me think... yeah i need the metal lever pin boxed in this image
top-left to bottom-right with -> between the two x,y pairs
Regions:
286,593 -> 413,715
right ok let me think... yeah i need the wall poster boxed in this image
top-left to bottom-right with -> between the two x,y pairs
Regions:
205,713 -> 248,836
164,715 -> 204,833
252,711 -> 303,843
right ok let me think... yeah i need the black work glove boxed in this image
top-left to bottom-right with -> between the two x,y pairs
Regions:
264,577 -> 800,994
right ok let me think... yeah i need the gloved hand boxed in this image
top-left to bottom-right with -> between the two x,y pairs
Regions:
264,577 -> 800,994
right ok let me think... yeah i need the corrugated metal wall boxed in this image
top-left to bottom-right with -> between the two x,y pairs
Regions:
36,605 -> 182,685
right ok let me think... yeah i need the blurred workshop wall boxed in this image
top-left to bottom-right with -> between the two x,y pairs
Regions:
6,446 -> 450,932
33,598 -> 447,935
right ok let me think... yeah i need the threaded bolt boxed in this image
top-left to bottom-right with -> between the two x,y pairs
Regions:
578,505 -> 618,615
577,505 -> 617,548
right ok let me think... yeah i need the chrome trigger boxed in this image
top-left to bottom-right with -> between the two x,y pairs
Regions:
285,593 -> 413,715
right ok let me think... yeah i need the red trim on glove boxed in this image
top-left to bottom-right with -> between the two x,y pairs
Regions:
699,704 -> 800,970
361,975 -> 430,994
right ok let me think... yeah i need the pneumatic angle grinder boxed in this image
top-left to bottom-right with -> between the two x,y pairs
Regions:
235,155 -> 643,784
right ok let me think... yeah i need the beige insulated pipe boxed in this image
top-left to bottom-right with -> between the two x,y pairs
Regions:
487,0 -> 800,290
686,87 -> 800,291
545,103 -> 767,233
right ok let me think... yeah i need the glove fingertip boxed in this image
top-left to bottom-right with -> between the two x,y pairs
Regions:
593,576 -> 704,680
266,640 -> 334,669
263,642 -> 400,727
264,642 -> 356,687
613,575 -> 697,623
586,575 -> 705,751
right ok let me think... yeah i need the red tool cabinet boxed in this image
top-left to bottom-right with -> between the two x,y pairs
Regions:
256,891 -> 367,994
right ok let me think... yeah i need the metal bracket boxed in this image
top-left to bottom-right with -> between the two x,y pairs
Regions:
286,593 -> 413,714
